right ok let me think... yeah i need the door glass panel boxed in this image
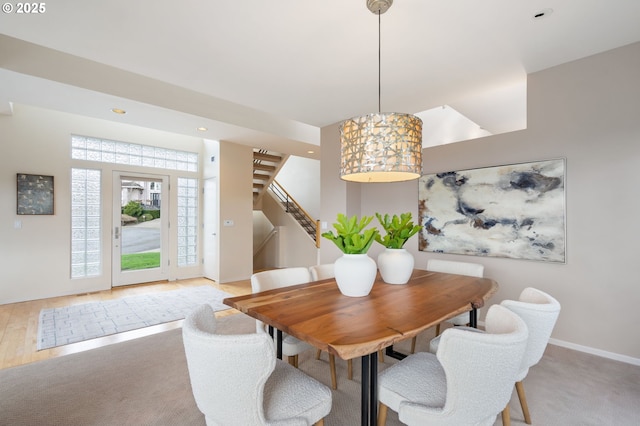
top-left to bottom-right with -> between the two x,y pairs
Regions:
120,178 -> 162,271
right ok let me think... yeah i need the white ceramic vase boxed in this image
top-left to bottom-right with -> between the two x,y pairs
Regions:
377,248 -> 414,285
334,253 -> 377,297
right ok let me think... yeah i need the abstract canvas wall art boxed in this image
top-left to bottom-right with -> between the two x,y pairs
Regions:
418,159 -> 565,262
17,173 -> 55,215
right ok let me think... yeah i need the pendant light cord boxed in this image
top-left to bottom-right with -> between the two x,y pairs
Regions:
378,11 -> 381,114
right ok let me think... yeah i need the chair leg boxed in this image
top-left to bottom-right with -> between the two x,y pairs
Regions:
378,402 -> 388,426
329,354 -> 337,390
435,322 -> 441,336
348,359 -> 353,380
378,349 -> 384,362
316,349 -> 321,360
516,381 -> 532,424
501,404 -> 511,426
314,419 -> 324,426
410,336 -> 417,354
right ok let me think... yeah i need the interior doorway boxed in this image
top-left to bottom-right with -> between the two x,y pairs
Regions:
203,177 -> 219,281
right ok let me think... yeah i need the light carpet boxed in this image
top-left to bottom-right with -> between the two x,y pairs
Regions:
37,286 -> 232,350
5,313 -> 638,425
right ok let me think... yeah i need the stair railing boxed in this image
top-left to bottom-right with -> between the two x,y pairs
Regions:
254,227 -> 279,256
269,180 -> 321,247
253,150 -> 289,207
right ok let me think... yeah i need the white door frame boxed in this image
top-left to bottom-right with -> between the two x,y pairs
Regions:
112,171 -> 169,287
203,177 -> 219,281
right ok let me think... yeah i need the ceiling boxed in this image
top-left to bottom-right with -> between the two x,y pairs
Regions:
1,0 -> 640,158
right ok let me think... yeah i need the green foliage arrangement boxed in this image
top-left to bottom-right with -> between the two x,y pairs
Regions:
142,209 -> 161,219
375,212 -> 422,249
139,213 -> 154,222
321,213 -> 380,254
123,201 -> 143,218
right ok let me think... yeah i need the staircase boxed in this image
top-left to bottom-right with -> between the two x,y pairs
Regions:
253,149 -> 288,206
269,180 -> 319,244
253,148 -> 320,246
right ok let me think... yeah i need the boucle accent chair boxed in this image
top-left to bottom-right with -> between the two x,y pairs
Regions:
309,264 -> 335,282
500,287 -> 561,425
377,304 -> 528,426
410,259 -> 485,353
308,264 -> 336,369
428,287 -> 561,425
182,304 -> 332,426
251,268 -> 340,390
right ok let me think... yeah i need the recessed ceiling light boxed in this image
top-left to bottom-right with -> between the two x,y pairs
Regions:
111,108 -> 127,115
533,8 -> 553,20
307,150 -> 315,154
197,127 -> 208,132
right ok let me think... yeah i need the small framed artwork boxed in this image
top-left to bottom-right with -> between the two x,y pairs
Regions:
17,173 -> 55,215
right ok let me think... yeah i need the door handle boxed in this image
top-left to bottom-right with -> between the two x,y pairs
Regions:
114,226 -> 120,239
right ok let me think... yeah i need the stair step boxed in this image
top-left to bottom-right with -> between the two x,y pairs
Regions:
253,163 -> 277,172
254,152 -> 283,163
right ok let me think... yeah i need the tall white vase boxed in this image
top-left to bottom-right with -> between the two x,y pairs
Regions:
334,253 -> 377,297
377,248 -> 414,285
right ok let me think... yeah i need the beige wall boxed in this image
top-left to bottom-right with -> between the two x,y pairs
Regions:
217,141 -> 254,283
260,190 -> 318,268
0,105 -> 203,303
2,42 -> 638,363
320,42 -> 640,363
0,107 -> 257,297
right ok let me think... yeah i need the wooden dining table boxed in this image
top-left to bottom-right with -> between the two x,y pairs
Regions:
224,268 -> 498,426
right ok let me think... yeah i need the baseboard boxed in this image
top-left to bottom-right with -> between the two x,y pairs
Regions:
477,320 -> 640,366
548,338 -> 640,366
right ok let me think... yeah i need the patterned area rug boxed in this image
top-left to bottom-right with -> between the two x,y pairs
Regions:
37,286 -> 232,350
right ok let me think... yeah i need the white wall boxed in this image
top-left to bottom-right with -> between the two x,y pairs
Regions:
252,211 -> 275,270
260,192 -> 318,268
320,42 -> 640,363
276,155 -> 321,219
0,105 -> 203,303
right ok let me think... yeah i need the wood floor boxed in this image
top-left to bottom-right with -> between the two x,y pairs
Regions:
0,277 -> 252,370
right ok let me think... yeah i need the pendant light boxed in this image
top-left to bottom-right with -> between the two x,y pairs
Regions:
339,0 -> 423,183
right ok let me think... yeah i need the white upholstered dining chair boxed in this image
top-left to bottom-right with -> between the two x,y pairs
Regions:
182,304 -> 332,426
309,263 -> 335,281
251,267 -> 340,390
377,304 -> 528,426
410,259 -> 485,353
308,264 -> 338,373
500,287 -> 561,425
428,287 -> 561,425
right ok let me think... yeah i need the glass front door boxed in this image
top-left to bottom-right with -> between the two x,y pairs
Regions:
112,171 -> 169,286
